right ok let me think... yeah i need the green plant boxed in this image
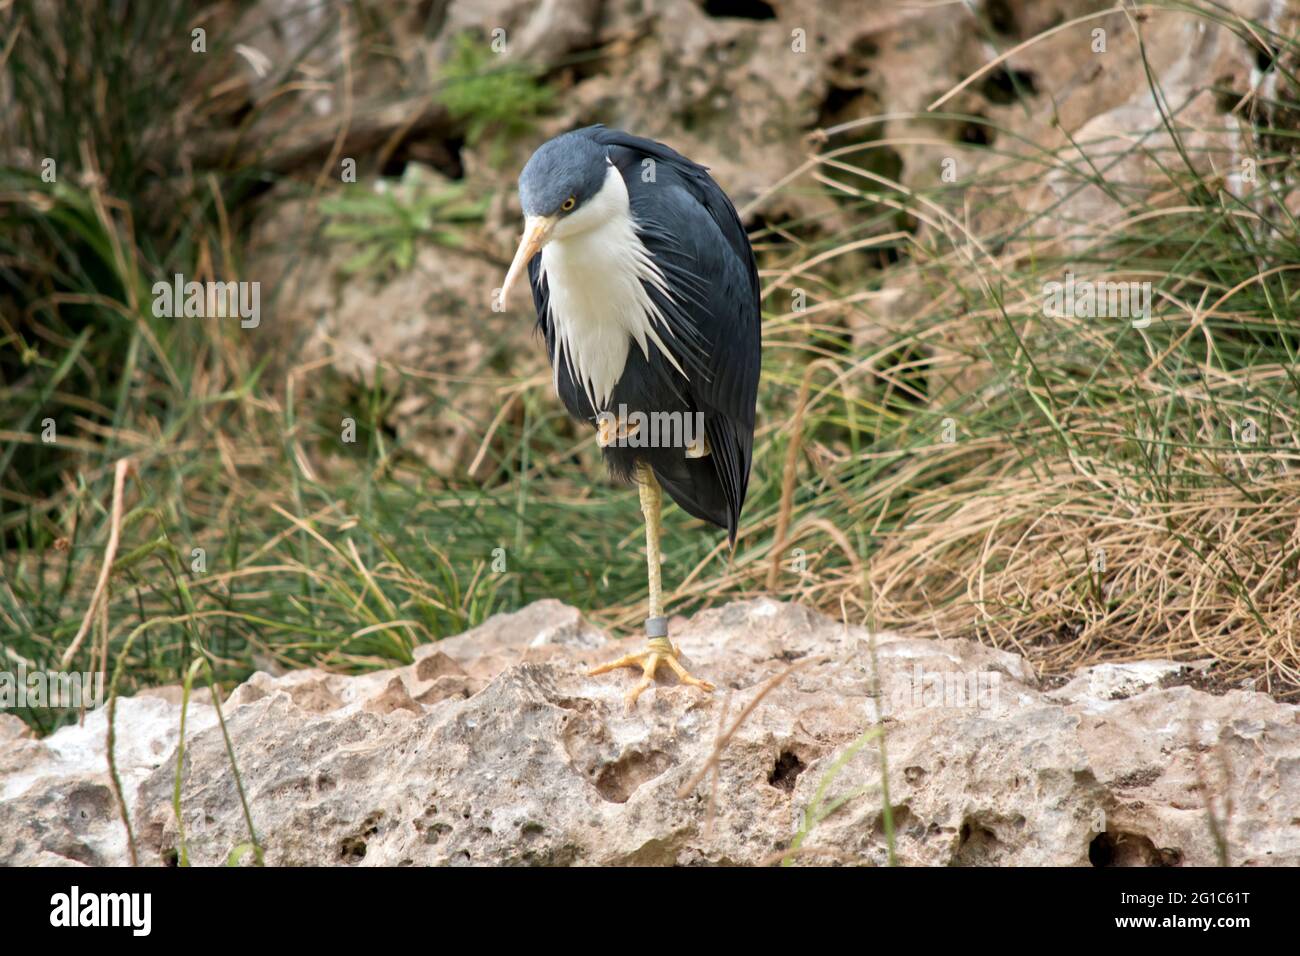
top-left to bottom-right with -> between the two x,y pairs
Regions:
320,169 -> 488,276
437,33 -> 555,152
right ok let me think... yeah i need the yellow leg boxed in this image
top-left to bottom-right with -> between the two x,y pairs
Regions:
640,461 -> 664,620
588,462 -> 716,708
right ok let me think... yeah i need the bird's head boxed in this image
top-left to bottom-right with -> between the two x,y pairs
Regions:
499,130 -> 617,307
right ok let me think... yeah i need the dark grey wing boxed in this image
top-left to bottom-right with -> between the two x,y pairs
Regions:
590,127 -> 762,535
588,127 -> 761,426
586,125 -> 759,308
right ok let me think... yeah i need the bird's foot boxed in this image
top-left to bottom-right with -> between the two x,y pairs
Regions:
587,634 -> 715,709
596,414 -> 641,448
684,434 -> 712,459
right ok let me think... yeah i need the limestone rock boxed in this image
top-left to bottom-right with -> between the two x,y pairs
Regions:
2,599 -> 1296,867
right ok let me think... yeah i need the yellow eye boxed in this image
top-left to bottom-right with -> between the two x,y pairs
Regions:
561,196 -> 576,212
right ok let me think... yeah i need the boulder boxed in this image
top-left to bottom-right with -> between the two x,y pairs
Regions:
2,599 -> 1296,866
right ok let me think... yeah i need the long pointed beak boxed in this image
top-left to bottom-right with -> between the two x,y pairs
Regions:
499,214 -> 557,309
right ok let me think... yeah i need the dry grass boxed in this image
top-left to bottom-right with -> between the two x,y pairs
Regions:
3,0 -> 1299,739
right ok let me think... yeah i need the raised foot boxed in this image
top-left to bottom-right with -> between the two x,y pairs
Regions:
588,638 -> 715,709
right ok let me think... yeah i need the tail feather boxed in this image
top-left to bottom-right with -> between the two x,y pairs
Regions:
649,452 -> 735,543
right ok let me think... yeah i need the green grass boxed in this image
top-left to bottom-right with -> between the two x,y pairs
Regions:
2,0 -> 1300,744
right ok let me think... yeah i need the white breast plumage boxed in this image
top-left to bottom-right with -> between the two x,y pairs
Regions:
540,165 -> 686,411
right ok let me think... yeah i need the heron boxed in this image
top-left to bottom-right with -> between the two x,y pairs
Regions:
498,125 -> 761,707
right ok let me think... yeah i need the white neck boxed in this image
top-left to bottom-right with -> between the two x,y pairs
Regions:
540,166 -> 685,411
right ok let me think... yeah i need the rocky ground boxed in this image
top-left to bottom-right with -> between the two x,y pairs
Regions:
239,0 -> 1299,472
3,599 -> 1297,866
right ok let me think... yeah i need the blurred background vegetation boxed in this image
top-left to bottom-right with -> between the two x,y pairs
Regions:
2,0 -> 1299,733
